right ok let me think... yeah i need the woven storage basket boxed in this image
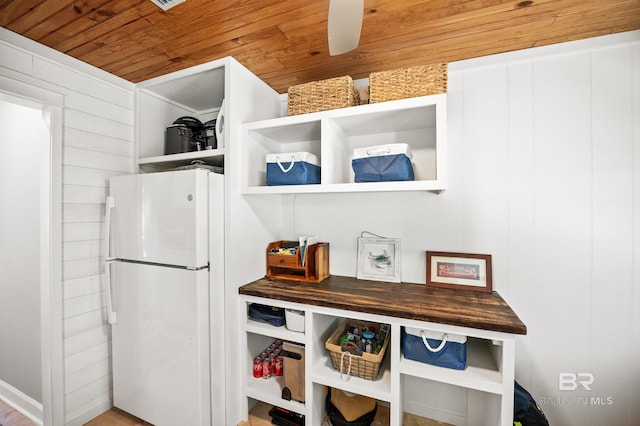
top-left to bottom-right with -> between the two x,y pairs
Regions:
369,63 -> 447,103
287,76 -> 360,116
325,319 -> 390,381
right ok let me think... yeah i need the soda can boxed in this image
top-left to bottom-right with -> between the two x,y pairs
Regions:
262,357 -> 272,379
253,356 -> 263,378
275,356 -> 283,376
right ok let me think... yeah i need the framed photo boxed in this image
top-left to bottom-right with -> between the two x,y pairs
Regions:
357,237 -> 401,283
426,251 -> 492,292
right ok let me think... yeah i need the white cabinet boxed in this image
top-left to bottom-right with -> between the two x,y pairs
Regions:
240,94 -> 447,194
238,281 -> 521,426
133,57 -> 281,172
127,56 -> 283,426
135,60 -> 226,172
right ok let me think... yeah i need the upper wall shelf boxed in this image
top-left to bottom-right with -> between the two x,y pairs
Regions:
240,94 -> 447,194
135,58 -> 228,169
137,149 -> 225,172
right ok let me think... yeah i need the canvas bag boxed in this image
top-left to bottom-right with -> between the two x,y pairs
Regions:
351,143 -> 415,182
266,152 -> 320,185
401,327 -> 467,370
514,381 -> 549,426
248,303 -> 285,327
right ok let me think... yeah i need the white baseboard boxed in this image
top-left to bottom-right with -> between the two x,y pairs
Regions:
0,379 -> 43,425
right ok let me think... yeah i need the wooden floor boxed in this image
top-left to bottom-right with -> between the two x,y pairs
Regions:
84,408 -> 151,426
0,399 -> 37,426
0,401 -> 148,426
86,402 -> 451,426
1,399 -> 451,426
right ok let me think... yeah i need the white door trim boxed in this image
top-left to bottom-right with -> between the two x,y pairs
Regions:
0,76 -> 64,426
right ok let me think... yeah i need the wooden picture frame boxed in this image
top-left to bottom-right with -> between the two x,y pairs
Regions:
426,251 -> 492,292
357,237 -> 401,283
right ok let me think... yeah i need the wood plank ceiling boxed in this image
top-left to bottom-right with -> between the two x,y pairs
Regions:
1,0 -> 639,94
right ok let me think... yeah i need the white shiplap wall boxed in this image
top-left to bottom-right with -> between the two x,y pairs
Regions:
0,29 -> 134,425
284,32 -> 640,425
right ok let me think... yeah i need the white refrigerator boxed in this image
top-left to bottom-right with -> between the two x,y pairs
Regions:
104,169 -> 225,426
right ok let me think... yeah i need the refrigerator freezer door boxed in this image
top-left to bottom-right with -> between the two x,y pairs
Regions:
111,262 -> 211,426
109,169 -> 209,268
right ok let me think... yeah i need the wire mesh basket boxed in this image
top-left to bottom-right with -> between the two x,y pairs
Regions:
325,319 -> 390,381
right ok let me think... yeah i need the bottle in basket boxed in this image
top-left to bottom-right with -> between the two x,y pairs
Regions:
362,331 -> 376,353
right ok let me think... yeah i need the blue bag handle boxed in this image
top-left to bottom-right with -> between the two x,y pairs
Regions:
276,155 -> 296,173
420,330 -> 448,352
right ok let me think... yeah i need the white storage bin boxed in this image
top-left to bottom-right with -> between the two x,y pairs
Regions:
285,309 -> 305,332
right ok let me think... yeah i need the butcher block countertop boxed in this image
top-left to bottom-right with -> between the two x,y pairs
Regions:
239,275 -> 527,335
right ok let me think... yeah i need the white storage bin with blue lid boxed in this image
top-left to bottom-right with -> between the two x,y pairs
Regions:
266,152 -> 321,185
352,143 -> 415,182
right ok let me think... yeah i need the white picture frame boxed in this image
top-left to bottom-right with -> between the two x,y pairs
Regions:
357,237 -> 401,283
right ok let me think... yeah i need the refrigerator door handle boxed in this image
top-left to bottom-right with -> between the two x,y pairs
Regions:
104,196 -> 117,324
104,260 -> 117,324
105,196 -> 115,261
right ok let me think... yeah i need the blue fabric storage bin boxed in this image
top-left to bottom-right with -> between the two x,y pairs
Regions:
352,143 -> 414,182
248,303 -> 285,327
401,327 -> 467,370
266,152 -> 320,185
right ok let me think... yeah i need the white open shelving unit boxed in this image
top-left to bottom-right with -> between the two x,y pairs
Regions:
240,94 -> 447,194
239,294 -> 516,426
134,59 -> 228,172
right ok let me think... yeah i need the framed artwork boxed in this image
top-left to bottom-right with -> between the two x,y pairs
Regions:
426,251 -> 492,292
357,237 -> 401,283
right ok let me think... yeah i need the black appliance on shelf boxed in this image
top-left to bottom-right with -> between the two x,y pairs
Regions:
164,116 -> 206,154
202,119 -> 218,150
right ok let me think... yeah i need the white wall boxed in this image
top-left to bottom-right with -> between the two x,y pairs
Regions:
283,32 -> 640,425
1,28 -> 134,425
0,100 -> 46,403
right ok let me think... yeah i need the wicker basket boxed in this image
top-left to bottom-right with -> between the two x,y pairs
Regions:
287,76 -> 360,116
325,319 -> 390,381
369,63 -> 447,103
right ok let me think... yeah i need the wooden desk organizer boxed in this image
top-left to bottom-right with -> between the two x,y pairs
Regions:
266,240 -> 330,283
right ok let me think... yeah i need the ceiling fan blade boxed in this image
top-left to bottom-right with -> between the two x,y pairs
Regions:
328,0 -> 364,56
